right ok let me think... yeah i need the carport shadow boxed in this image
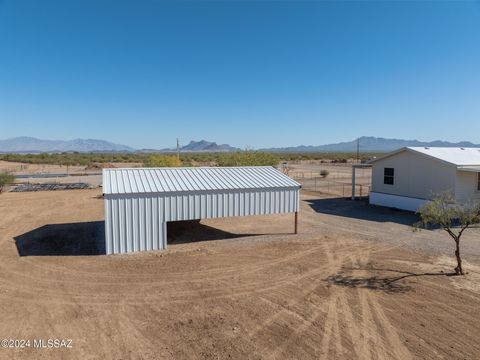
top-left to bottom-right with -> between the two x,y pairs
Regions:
305,197 -> 419,226
167,220 -> 253,245
14,221 -> 105,256
326,267 -> 455,294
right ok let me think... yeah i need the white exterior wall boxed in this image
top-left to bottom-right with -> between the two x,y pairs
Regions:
371,150 -> 456,200
370,171 -> 480,212
104,188 -> 299,255
455,171 -> 480,202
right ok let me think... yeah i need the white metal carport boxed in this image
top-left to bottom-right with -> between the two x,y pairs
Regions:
102,166 -> 301,255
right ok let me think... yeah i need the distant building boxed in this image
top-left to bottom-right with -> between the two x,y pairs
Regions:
369,147 -> 480,211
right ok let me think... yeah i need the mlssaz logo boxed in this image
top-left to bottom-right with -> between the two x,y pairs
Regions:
33,339 -> 73,349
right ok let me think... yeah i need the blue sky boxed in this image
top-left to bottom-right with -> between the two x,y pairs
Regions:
0,1 -> 479,149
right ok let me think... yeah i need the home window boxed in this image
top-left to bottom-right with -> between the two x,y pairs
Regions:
384,168 -> 394,185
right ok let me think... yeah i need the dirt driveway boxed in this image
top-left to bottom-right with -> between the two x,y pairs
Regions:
0,189 -> 479,359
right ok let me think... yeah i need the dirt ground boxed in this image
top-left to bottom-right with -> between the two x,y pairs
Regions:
0,189 -> 479,359
0,160 -> 142,174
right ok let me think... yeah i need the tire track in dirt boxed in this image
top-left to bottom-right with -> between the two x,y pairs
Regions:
345,253 -> 386,360
116,305 -> 173,359
264,240 -> 355,359
0,244 -> 352,306
336,290 -> 368,359
0,242 -> 332,290
315,247 -> 414,360
346,253 -> 412,360
386,285 -> 480,356
0,240 -> 399,312
318,250 -> 381,360
367,294 -> 412,360
318,291 -> 341,360
246,241 -> 343,334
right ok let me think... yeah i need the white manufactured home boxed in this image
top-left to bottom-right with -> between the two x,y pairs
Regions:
102,166 -> 301,255
369,147 -> 480,211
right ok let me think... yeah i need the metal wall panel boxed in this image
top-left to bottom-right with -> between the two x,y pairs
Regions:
104,188 -> 299,255
105,195 -> 167,255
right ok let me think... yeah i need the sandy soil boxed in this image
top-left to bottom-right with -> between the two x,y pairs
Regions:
0,189 -> 479,359
15,175 -> 103,187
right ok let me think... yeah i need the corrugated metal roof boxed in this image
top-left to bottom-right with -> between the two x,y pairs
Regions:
369,147 -> 480,167
103,166 -> 301,195
407,147 -> 480,166
457,165 -> 480,172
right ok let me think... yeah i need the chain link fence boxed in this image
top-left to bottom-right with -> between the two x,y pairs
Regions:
291,172 -> 371,198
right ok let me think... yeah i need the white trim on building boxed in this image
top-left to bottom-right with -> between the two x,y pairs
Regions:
369,192 -> 429,212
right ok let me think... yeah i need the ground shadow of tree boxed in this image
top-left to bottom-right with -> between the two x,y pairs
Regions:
326,267 -> 455,294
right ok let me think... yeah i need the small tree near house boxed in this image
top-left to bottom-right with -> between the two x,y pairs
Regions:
415,192 -> 480,275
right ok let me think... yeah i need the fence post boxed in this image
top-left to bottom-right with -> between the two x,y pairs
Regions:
294,212 -> 298,234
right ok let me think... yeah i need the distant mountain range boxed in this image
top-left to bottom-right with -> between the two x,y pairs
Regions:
260,136 -> 480,153
156,140 -> 240,153
0,137 -> 238,153
0,136 -> 479,154
0,137 -> 134,153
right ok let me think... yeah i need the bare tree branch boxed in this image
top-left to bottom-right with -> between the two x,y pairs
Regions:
416,192 -> 480,276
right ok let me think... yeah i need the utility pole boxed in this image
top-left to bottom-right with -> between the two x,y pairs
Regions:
176,138 -> 180,161
356,137 -> 360,163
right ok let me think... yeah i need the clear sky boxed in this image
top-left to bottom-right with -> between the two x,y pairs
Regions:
0,1 -> 479,149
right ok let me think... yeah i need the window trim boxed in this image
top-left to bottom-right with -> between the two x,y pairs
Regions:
383,167 -> 394,185
477,172 -> 480,192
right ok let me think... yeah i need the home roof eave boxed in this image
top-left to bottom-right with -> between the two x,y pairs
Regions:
368,147 -> 459,168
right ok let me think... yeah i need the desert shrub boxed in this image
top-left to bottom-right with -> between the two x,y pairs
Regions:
320,170 -> 330,178
0,172 -> 15,193
144,154 -> 182,167
0,151 -> 386,166
217,151 -> 278,167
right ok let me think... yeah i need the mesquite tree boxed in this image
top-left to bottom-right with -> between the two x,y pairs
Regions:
416,192 -> 480,275
0,172 -> 15,193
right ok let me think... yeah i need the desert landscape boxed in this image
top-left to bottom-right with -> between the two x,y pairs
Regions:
1,187 -> 479,359
1,1 -> 479,358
